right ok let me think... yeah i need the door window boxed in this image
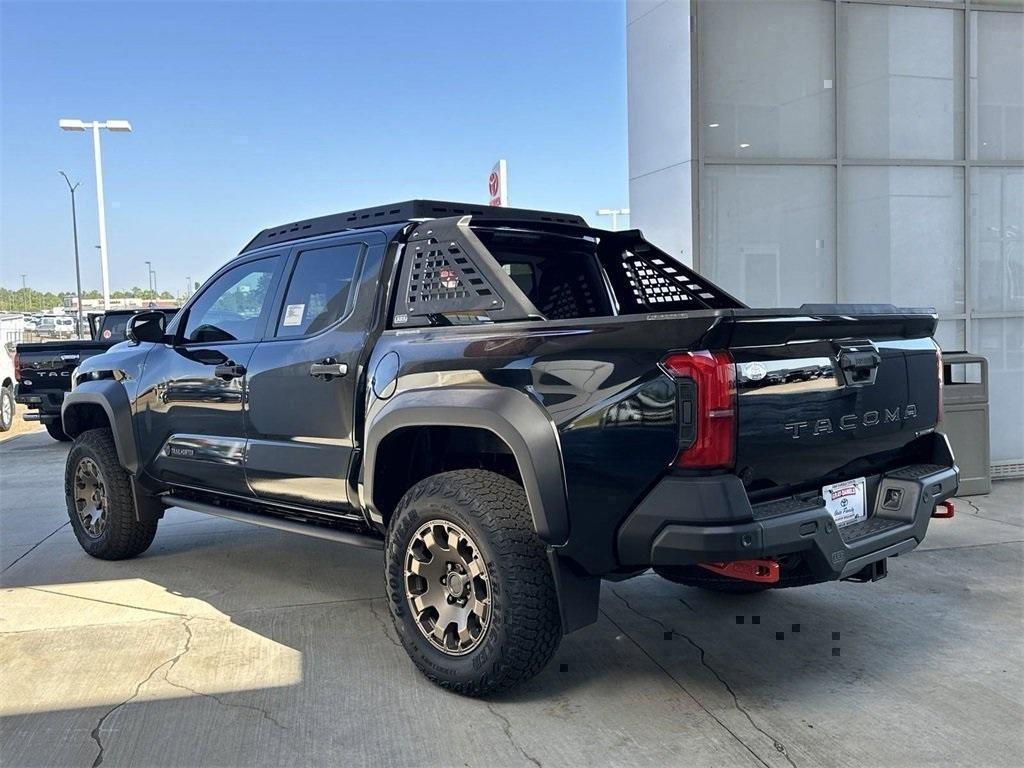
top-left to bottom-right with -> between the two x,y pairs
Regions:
182,258 -> 279,343
276,243 -> 363,337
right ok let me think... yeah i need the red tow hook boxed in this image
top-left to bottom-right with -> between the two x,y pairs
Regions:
933,501 -> 955,519
698,559 -> 780,584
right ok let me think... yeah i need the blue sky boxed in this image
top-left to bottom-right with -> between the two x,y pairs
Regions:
1,0 -> 628,294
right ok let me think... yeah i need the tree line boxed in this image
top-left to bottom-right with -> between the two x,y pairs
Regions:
0,287 -> 176,312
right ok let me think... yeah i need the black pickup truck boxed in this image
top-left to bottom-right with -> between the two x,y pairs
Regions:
15,309 -> 178,440
60,200 -> 957,694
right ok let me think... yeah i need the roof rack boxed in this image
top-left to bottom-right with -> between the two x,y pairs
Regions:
240,199 -> 588,253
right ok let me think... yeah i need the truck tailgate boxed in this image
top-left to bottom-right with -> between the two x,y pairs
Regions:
722,308 -> 942,499
15,341 -> 110,398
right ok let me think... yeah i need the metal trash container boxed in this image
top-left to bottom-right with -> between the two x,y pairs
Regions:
941,353 -> 990,496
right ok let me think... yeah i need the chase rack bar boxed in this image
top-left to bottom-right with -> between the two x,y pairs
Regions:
240,199 -> 588,254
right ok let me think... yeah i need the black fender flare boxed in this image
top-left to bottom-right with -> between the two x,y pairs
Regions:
62,380 -> 140,475
362,386 -> 569,545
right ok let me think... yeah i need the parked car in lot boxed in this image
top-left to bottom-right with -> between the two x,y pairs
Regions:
0,345 -> 16,432
36,314 -> 77,339
60,200 -> 958,694
15,308 -> 179,440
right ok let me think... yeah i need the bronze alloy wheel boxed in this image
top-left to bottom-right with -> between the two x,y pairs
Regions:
404,519 -> 491,656
73,456 -> 108,538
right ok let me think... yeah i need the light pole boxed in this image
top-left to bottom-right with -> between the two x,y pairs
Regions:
145,260 -> 153,294
58,171 -> 85,337
58,118 -> 133,310
20,274 -> 29,312
596,208 -> 630,232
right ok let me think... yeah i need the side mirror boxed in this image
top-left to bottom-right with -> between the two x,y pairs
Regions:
126,311 -> 167,344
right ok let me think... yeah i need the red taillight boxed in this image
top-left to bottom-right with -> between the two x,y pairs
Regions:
662,350 -> 736,469
12,351 -> 20,381
936,347 -> 944,424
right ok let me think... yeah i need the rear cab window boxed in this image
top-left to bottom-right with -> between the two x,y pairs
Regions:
98,315 -> 129,341
276,243 -> 363,337
474,229 -> 614,321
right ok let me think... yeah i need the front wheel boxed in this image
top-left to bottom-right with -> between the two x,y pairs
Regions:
46,420 -> 72,442
65,428 -> 158,559
384,469 -> 562,696
0,386 -> 13,432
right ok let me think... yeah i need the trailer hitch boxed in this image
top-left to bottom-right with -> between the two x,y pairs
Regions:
698,559 -> 780,584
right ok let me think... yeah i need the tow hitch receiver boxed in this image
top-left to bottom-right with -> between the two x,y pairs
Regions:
698,559 -> 780,584
933,501 -> 955,519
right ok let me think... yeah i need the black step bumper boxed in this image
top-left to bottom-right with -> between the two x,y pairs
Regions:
617,434 -> 959,581
14,389 -> 64,423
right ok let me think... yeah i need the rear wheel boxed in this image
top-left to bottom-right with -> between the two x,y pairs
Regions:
384,469 -> 562,695
46,420 -> 72,442
65,428 -> 158,559
0,386 -> 13,432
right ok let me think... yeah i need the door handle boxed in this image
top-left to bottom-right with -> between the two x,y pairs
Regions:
213,362 -> 247,381
309,360 -> 348,379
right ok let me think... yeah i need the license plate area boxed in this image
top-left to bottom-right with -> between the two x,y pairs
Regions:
822,477 -> 867,527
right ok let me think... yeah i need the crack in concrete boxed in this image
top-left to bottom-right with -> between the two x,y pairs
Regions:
485,702 -> 543,768
607,587 -> 797,768
368,599 -> 402,649
2,522 -> 69,574
918,539 -> 1024,554
232,594 -> 385,617
89,620 -> 192,767
954,497 -> 1021,528
24,586 -> 192,619
0,616 -> 173,637
599,607 -> 771,768
162,618 -> 288,732
88,615 -> 288,766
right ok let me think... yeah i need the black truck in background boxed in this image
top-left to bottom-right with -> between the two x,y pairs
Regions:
59,201 -> 957,695
15,308 -> 178,440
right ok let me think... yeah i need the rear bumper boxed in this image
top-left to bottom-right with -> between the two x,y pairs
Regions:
617,434 -> 959,581
14,388 -> 64,421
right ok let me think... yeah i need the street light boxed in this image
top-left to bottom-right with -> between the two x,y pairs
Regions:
144,260 -> 153,294
59,118 -> 133,310
58,171 -> 85,338
596,207 -> 630,232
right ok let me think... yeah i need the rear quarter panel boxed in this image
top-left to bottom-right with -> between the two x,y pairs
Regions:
367,314 -> 721,573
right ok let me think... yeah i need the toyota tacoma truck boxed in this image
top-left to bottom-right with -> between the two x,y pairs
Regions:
60,200 -> 958,694
15,308 -> 178,440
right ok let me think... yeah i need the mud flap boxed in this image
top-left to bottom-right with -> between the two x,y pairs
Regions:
131,479 -> 166,523
547,549 -> 600,634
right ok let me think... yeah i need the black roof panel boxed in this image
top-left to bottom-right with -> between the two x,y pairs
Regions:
241,199 -> 588,253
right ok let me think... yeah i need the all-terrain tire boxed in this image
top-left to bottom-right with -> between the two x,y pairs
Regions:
46,420 -> 72,442
65,428 -> 157,559
0,386 -> 14,432
384,469 -> 562,696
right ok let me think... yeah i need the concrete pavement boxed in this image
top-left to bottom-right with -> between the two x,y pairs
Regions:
1,430 -> 1022,767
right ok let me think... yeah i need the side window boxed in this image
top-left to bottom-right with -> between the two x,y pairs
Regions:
183,258 -> 279,343
276,243 -> 362,337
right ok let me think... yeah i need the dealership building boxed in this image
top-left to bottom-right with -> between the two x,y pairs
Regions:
627,0 -> 1023,470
